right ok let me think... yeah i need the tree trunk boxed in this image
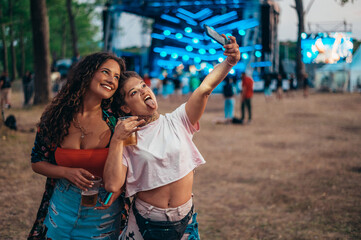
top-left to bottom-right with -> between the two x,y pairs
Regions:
0,8 -> 9,73
20,27 -> 25,77
61,17 -> 67,58
66,0 -> 79,58
30,0 -> 51,104
9,0 -> 17,81
295,0 -> 306,87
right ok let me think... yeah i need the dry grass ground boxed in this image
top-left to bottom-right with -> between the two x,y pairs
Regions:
0,81 -> 360,240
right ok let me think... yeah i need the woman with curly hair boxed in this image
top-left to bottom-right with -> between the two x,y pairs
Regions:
28,52 -> 129,240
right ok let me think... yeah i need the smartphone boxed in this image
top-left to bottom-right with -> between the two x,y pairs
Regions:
103,192 -> 113,205
204,24 -> 230,46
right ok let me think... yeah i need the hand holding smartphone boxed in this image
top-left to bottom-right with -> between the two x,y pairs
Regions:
204,24 -> 230,46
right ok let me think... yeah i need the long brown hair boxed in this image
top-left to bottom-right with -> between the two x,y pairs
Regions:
38,52 -> 126,147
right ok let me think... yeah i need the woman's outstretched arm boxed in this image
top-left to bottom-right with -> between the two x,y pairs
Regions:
185,35 -> 240,125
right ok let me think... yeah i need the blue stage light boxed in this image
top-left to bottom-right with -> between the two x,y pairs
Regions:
242,53 -> 249,59
194,57 -> 201,63
301,32 -> 307,39
218,57 -> 224,63
160,51 -> 167,57
175,33 -> 183,39
160,14 -> 181,24
182,55 -> 190,61
171,53 -> 179,59
209,48 -> 216,54
208,68 -> 213,73
186,45 -> 193,51
239,29 -> 246,36
198,49 -> 206,54
230,69 -> 235,74
306,52 -> 312,58
255,51 -> 262,58
163,30 -> 171,36
185,27 -> 192,33
192,38 -> 199,44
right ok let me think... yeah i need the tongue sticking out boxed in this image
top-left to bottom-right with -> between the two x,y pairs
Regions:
145,98 -> 156,109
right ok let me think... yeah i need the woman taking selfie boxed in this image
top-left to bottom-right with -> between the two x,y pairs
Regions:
104,35 -> 240,240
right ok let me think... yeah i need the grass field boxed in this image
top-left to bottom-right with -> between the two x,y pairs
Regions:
0,83 -> 360,240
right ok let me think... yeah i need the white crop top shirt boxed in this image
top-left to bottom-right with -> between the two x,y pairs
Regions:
122,103 -> 206,197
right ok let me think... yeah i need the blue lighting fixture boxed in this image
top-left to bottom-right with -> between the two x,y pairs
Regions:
160,14 -> 181,24
160,51 -> 167,57
163,30 -> 171,36
255,51 -> 262,58
242,53 -> 249,59
218,57 -> 224,63
198,49 -> 206,54
186,45 -> 193,51
182,55 -> 190,61
239,29 -> 246,36
176,13 -> 198,26
194,57 -> 201,63
185,27 -> 192,33
171,53 -> 179,59
209,48 -> 216,54
301,32 -> 307,39
230,69 -> 235,74
175,33 -> 183,39
192,38 -> 199,44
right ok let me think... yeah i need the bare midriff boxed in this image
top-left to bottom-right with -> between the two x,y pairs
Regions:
137,171 -> 194,208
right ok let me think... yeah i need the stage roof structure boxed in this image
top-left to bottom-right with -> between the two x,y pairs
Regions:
111,0 -> 260,18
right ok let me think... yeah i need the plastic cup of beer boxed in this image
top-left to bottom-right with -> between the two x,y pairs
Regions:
119,116 -> 137,146
81,176 -> 102,207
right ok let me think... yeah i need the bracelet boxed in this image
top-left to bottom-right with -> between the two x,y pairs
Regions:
226,58 -> 237,66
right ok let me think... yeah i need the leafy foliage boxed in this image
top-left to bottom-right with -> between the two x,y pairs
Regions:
0,0 -> 104,76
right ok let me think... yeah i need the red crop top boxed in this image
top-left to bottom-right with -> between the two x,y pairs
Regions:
55,147 -> 109,178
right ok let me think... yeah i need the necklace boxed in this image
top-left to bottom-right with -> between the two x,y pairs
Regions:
73,117 -> 89,141
137,113 -> 160,127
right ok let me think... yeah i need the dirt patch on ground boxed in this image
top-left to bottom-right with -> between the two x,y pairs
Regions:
1,86 -> 360,239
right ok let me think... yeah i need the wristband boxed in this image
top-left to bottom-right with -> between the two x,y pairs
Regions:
226,58 -> 237,66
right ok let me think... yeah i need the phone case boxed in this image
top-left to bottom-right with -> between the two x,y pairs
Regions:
204,24 -> 230,46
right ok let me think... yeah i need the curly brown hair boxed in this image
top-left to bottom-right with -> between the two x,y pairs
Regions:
38,52 -> 126,147
111,71 -> 143,117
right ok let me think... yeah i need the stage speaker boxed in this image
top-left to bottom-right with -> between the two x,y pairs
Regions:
261,3 -> 272,53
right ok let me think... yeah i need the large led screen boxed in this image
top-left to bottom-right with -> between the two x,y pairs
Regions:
301,32 -> 353,64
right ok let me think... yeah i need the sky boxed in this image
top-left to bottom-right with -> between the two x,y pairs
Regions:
277,0 -> 361,41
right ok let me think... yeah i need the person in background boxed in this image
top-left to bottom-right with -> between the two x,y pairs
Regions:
287,73 -> 296,97
276,73 -> 283,100
303,73 -> 310,98
22,70 -> 34,106
240,72 -> 254,124
222,76 -> 237,123
104,35 -> 240,240
0,71 -> 12,112
143,73 -> 151,87
263,73 -> 272,101
28,52 -> 129,240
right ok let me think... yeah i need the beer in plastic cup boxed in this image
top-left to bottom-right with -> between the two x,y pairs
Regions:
119,116 -> 137,146
81,176 -> 102,207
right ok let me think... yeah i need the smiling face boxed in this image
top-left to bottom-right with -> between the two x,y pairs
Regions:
120,76 -> 158,116
88,59 -> 120,100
